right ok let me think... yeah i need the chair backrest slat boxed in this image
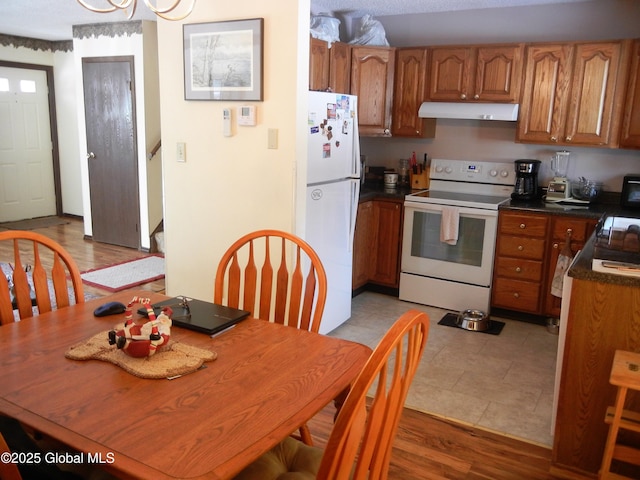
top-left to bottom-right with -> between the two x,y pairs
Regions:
0,273 -> 14,325
214,229 -> 327,333
32,243 -> 52,314
12,239 -> 33,319
274,238 -> 290,325
258,237 -> 274,321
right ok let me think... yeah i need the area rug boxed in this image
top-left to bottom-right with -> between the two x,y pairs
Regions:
65,330 -> 216,379
438,312 -> 505,335
80,255 -> 165,292
0,216 -> 69,231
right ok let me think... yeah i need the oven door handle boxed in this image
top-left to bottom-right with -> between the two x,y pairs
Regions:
403,201 -> 499,217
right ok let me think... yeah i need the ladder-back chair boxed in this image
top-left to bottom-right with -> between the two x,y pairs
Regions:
0,230 -> 84,325
215,229 -> 328,445
233,309 -> 431,480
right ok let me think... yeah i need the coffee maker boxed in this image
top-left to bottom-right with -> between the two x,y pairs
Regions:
511,159 -> 541,201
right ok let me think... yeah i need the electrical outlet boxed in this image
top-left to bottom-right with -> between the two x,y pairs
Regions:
176,142 -> 186,162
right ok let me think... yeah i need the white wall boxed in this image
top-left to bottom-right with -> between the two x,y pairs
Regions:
53,49 -> 83,216
157,0 -> 310,301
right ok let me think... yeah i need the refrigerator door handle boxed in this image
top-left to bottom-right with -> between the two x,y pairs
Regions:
348,180 -> 360,254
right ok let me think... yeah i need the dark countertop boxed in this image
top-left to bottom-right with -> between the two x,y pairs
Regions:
359,183 -> 415,202
568,234 -> 640,287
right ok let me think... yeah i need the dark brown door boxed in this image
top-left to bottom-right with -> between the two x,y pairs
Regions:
82,57 -> 140,249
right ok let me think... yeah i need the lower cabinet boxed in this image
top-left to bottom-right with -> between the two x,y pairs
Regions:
352,198 -> 404,291
492,210 -> 597,317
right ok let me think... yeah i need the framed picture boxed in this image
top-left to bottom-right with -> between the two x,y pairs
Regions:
183,18 -> 264,101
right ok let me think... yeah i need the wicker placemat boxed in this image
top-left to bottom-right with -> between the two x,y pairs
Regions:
65,330 -> 217,379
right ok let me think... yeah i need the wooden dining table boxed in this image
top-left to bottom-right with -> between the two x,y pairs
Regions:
0,291 -> 372,479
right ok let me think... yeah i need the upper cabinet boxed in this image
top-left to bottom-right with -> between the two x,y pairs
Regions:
350,46 -> 396,136
309,38 -> 351,94
620,39 -> 640,149
518,40 -> 631,147
391,48 -> 436,138
428,44 -> 524,102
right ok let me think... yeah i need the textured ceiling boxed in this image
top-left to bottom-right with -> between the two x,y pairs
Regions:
0,0 -> 592,41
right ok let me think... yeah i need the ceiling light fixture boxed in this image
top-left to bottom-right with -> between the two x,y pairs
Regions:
76,0 -> 196,21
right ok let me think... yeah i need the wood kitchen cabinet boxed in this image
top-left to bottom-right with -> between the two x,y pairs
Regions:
350,46 -> 396,136
391,48 -> 436,138
620,39 -> 640,149
493,210 -> 597,318
370,199 -> 403,286
543,216 -> 597,318
518,40 -> 631,147
492,211 -> 549,314
553,273 -> 640,477
352,200 -> 374,290
428,44 -> 524,102
352,198 -> 404,291
309,37 -> 351,93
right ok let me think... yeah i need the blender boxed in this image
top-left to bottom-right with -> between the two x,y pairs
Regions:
546,151 -> 571,201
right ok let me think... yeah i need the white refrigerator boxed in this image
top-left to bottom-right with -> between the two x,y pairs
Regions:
305,91 -> 360,334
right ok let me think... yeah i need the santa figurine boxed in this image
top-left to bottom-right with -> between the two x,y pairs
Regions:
108,297 -> 172,358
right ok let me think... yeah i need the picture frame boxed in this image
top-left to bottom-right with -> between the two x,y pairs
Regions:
183,18 -> 264,101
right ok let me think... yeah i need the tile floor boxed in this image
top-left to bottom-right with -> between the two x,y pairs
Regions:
328,291 -> 558,447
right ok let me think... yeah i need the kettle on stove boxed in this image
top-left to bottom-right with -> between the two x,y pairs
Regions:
511,159 -> 541,201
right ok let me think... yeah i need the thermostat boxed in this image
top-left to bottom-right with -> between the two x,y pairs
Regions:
237,105 -> 256,126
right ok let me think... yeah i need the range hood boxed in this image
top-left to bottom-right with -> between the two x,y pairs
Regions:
418,102 -> 519,121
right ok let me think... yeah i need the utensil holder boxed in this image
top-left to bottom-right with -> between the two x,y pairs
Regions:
410,170 -> 430,189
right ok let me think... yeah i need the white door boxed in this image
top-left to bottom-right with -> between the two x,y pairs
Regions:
0,67 -> 56,222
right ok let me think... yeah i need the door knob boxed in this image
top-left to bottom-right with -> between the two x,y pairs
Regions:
87,152 -> 96,159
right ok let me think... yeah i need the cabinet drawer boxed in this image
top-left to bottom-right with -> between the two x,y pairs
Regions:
551,217 -> 595,242
492,277 -> 541,313
495,257 -> 543,281
499,212 -> 548,237
497,236 -> 546,260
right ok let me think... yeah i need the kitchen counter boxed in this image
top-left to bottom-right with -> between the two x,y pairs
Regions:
359,183 -> 415,202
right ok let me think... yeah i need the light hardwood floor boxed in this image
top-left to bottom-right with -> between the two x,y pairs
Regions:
5,216 -> 576,479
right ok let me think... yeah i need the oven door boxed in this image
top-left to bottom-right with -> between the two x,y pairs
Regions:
401,200 -> 498,286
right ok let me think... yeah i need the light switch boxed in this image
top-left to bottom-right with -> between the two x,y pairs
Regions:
268,128 -> 278,149
176,142 -> 186,162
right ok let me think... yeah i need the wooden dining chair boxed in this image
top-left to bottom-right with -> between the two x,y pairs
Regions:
215,229 -> 328,445
0,431 -> 22,480
0,230 -> 84,325
233,308 -> 431,480
214,229 -> 327,333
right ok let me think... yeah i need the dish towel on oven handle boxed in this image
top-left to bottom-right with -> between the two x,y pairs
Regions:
440,206 -> 460,245
551,233 -> 573,297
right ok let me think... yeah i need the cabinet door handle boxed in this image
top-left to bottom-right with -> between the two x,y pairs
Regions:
473,94 -> 480,100
566,136 -> 573,142
518,245 -> 524,251
550,136 -> 558,142
513,292 -> 520,298
515,266 -> 522,273
519,223 -> 526,229
553,243 -> 559,249
460,93 -> 467,100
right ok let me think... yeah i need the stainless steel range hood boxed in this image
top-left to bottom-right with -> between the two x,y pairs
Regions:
418,102 -> 519,121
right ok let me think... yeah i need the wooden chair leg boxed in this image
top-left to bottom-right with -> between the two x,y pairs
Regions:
299,424 -> 313,446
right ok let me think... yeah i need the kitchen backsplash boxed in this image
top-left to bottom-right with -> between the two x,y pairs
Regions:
361,119 -> 640,193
